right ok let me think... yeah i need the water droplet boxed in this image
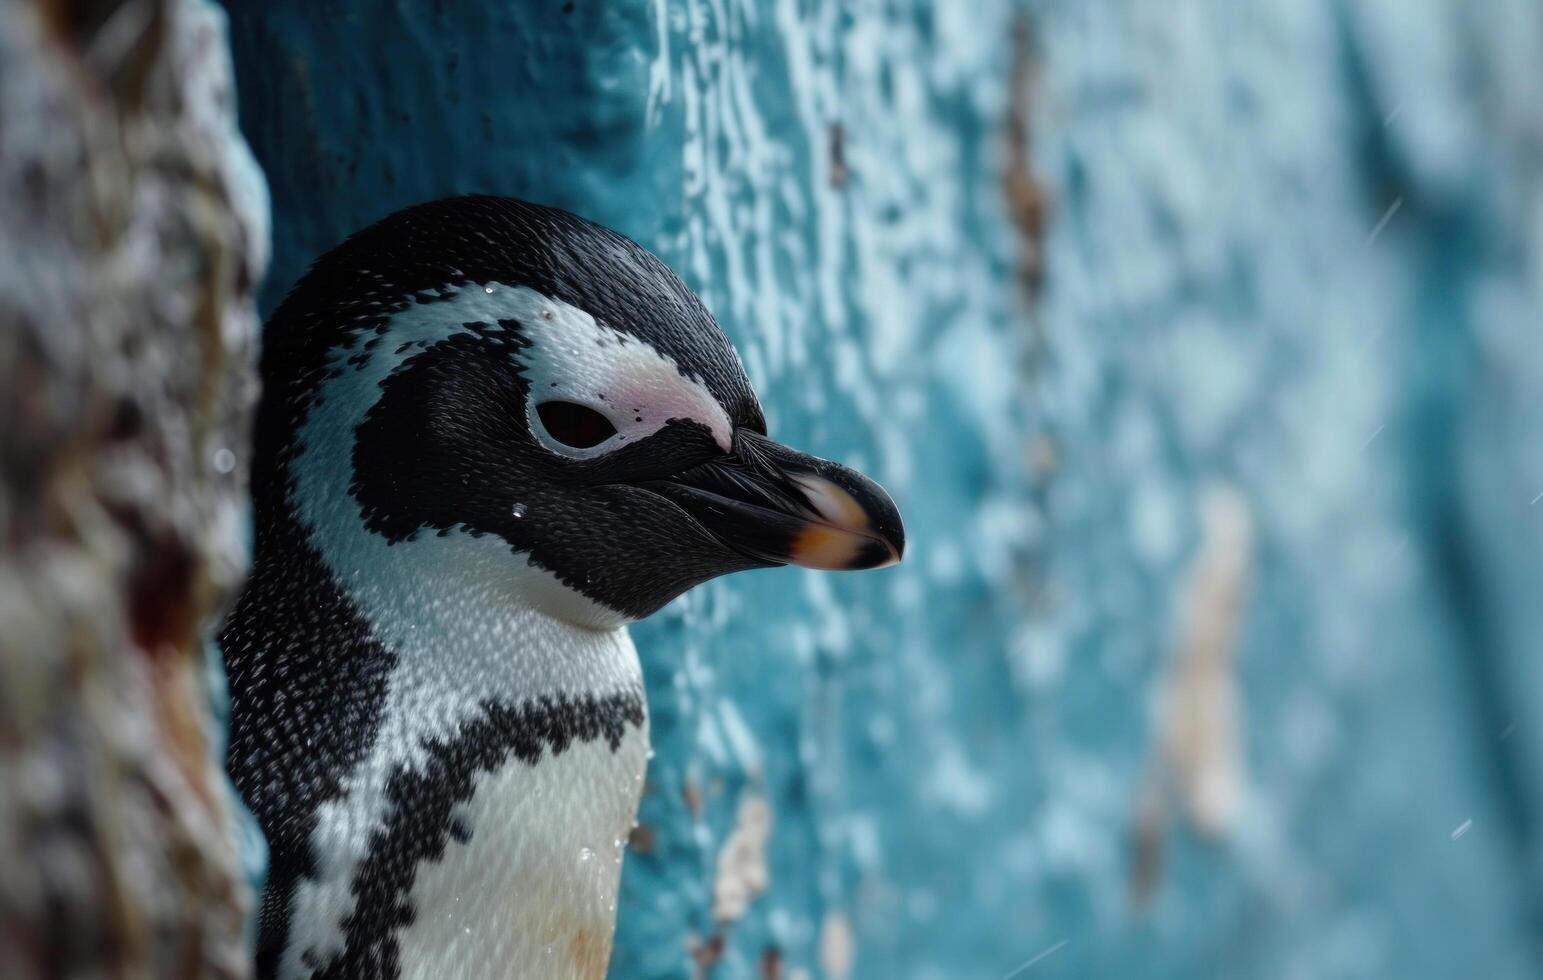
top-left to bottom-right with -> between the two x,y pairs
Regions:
510,503 -> 527,518
483,285 -> 494,294
646,749 -> 656,760
578,846 -> 594,862
542,308 -> 555,320
212,447 -> 236,473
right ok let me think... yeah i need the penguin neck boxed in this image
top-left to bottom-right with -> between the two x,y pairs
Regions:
330,524 -> 645,707
267,522 -> 651,980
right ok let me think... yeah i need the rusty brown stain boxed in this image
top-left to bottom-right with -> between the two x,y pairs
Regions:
1029,433 -> 1059,479
126,533 -> 197,656
628,822 -> 657,855
760,944 -> 783,980
828,123 -> 848,188
151,654 -> 220,812
1003,12 -> 1050,298
1128,776 -> 1166,908
690,931 -> 726,978
568,926 -> 613,980
39,0 -> 167,106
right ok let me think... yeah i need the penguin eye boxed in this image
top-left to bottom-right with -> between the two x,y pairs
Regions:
536,401 -> 617,449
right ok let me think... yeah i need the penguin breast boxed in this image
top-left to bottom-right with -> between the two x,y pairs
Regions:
394,721 -> 651,980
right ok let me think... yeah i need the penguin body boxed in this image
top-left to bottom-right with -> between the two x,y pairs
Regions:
221,198 -> 903,979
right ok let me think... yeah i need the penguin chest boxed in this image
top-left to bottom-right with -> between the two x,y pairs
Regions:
397,721 -> 650,980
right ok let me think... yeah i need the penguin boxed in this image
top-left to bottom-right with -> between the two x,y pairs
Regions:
218,196 -> 904,980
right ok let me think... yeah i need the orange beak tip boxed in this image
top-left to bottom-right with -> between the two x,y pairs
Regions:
786,523 -> 903,572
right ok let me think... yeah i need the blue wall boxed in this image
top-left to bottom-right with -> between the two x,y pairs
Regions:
224,1 -> 1543,976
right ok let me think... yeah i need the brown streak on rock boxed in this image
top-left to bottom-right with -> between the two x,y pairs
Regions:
828,122 -> 848,188
627,822 -> 656,855
568,926 -> 613,980
760,944 -> 783,980
1003,12 -> 1049,299
689,931 -> 726,978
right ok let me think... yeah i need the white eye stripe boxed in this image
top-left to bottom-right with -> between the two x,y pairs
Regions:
322,282 -> 732,460
510,286 -> 732,457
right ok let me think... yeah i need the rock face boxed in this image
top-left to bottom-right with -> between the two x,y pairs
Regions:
220,1 -> 1543,978
0,2 -> 266,977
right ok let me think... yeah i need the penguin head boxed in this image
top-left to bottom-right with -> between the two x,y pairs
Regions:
257,196 -> 904,629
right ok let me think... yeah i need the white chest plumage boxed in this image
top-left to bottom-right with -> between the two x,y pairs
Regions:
276,589 -> 650,980
398,724 -> 650,980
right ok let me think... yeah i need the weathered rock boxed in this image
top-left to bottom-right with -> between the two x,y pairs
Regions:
0,1 -> 266,977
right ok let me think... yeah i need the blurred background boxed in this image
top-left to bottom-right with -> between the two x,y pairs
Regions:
4,0 -> 1543,978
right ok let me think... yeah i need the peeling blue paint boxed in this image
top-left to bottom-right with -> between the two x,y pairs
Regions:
222,1 -> 1543,977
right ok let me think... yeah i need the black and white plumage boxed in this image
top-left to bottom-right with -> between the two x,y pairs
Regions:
219,196 -> 904,980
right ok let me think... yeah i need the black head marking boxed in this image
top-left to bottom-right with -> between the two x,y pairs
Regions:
260,195 -> 763,441
251,196 -> 771,620
348,325 -> 762,616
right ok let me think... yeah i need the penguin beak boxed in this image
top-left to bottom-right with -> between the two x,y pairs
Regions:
642,430 -> 905,571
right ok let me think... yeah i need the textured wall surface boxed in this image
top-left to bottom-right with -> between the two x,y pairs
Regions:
221,1 -> 1543,977
0,1 -> 267,976
1025,3 -> 1543,978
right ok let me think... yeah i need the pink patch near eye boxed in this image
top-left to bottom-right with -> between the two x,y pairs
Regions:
608,376 -> 732,452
